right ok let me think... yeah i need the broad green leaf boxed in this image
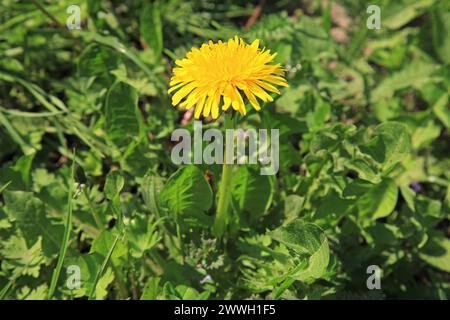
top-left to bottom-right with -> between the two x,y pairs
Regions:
362,122 -> 411,169
432,94 -> 450,128
373,122 -> 411,164
104,171 -> 124,200
366,223 -> 402,246
110,68 -> 158,96
270,219 -> 327,256
78,44 -> 123,85
400,185 -> 416,212
383,0 -> 435,29
430,9 -> 450,64
357,178 -> 398,221
64,254 -> 114,299
411,119 -> 441,150
373,98 -> 402,122
91,230 -> 127,266
0,153 -> 34,191
295,233 -> 330,281
140,1 -> 163,59
372,62 -> 437,101
141,174 -> 165,217
343,179 -> 374,197
284,194 -> 304,221
419,232 -> 450,272
316,190 -> 352,223
105,81 -> 140,146
89,232 -> 122,300
295,16 -> 334,60
415,195 -> 443,227
159,166 -> 213,218
342,159 -> 379,183
172,285 -> 210,300
231,166 -> 274,222
260,108 -> 307,137
270,219 -> 330,280
157,282 -> 210,300
94,268 -> 115,300
141,277 -> 161,300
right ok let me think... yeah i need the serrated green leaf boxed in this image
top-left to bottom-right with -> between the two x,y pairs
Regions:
105,81 -> 140,146
104,171 -> 124,200
0,235 -> 44,278
128,216 -> 161,258
141,174 -> 165,218
159,166 -> 213,219
372,62 -> 437,101
3,191 -> 63,258
140,1 -> 163,59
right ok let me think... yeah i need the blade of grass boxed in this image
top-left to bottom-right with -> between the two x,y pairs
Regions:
0,70 -> 109,157
0,110 -> 34,154
0,106 -> 66,118
0,278 -> 14,300
47,149 -> 76,300
30,0 -> 82,50
0,10 -> 41,34
85,32 -> 166,91
83,187 -> 104,231
88,232 -> 122,300
0,181 -> 12,194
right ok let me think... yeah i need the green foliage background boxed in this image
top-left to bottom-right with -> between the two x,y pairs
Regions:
0,0 -> 449,300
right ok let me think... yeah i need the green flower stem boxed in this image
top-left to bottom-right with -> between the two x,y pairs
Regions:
214,112 -> 235,238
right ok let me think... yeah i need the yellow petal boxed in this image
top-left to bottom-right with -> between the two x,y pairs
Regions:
168,82 -> 185,94
250,39 -> 259,50
203,94 -> 213,117
209,91 -> 220,119
222,96 -> 232,111
254,80 -> 281,94
243,89 -> 261,111
246,82 -> 273,102
264,75 -> 289,87
172,83 -> 196,105
194,94 -> 206,119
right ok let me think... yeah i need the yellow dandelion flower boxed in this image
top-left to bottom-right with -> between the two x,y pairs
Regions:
168,36 -> 288,120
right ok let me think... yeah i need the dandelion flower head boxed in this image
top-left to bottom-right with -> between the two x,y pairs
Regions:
168,36 -> 288,119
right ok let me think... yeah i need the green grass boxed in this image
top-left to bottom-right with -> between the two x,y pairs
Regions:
0,0 -> 449,300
